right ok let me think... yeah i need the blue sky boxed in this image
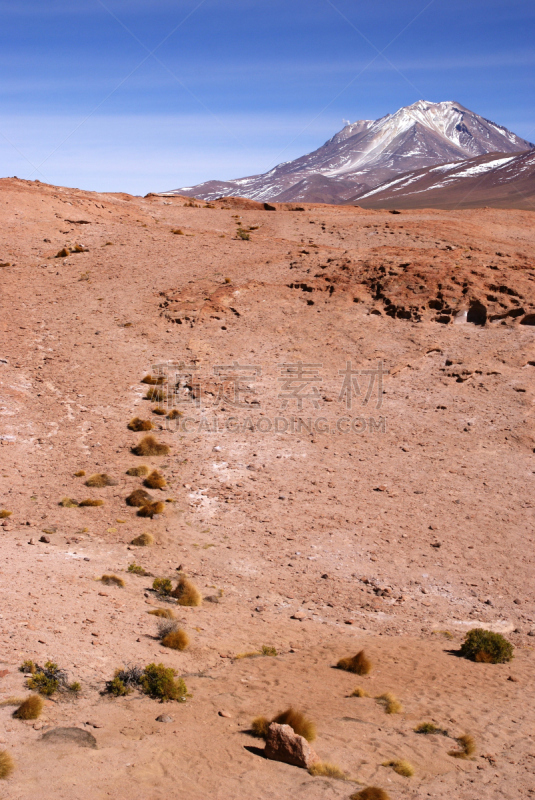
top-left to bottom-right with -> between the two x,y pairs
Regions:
0,0 -> 533,193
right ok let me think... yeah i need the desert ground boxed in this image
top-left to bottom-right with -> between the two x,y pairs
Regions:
0,178 -> 534,800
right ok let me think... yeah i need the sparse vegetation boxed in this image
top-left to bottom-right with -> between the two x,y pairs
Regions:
100,574 -> 125,588
20,660 -> 76,696
132,435 -> 170,457
153,577 -> 173,596
142,374 -> 165,385
415,722 -> 449,736
159,621 -> 190,651
236,227 -> 250,240
235,645 -> 277,659
351,687 -> 369,697
351,788 -> 390,800
13,694 -> 43,720
171,577 -> 202,606
60,497 -> 79,507
251,708 -> 316,741
261,645 -> 277,656
140,663 -> 189,701
137,501 -> 165,518
128,417 -> 153,432
148,608 -> 175,618
167,409 -> 182,419
0,750 -> 14,780
0,510 -> 12,518
251,716 -> 270,737
126,465 -> 150,476
144,469 -> 167,490
128,562 -> 149,576
55,247 -> 70,258
382,759 -> 414,777
145,387 -> 164,402
74,470 -> 86,477
126,489 -> 154,507
106,666 -> 144,696
337,650 -> 372,675
376,693 -> 403,714
78,498 -> 104,507
309,761 -> 347,779
171,229 -> 184,235
152,406 -> 166,415
85,473 -> 117,488
449,733 -> 476,759
131,531 -> 154,546
459,628 -> 514,664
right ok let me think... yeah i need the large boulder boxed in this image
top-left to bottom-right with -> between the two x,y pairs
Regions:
264,723 -> 319,768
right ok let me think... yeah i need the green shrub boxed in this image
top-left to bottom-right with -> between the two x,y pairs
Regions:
139,663 -> 189,702
459,628 -> 513,663
153,577 -> 173,596
20,661 -> 71,696
128,562 -> 148,576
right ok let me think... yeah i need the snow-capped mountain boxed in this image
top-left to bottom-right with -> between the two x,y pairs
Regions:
163,101 -> 533,204
353,148 -> 535,210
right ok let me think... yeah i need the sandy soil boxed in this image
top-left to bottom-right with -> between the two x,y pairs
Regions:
0,179 -> 534,800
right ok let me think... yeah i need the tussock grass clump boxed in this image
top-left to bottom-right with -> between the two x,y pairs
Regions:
140,663 -> 189,702
142,374 -> 165,385
137,501 -> 165,518
167,409 -> 182,419
415,722 -> 448,736
251,716 -> 270,738
148,608 -> 175,618
236,645 -> 277,659
449,734 -> 476,759
460,628 -> 513,664
337,650 -> 372,675
144,470 -> 167,490
79,498 -> 104,507
153,577 -> 173,596
171,229 -> 184,235
160,627 -> 190,651
382,759 -> 414,777
272,708 -> 316,742
171,577 -> 202,606
132,435 -> 169,457
55,247 -> 70,258
351,687 -> 369,697
376,693 -> 403,714
60,497 -> 79,507
152,406 -> 166,415
131,531 -> 154,546
20,660 -> 76,696
0,509 -> 12,518
74,470 -> 86,477
351,788 -> 390,800
0,696 -> 25,707
100,574 -> 125,588
309,761 -> 347,779
126,465 -> 150,477
128,417 -> 153,432
126,489 -> 153,507
145,387 -> 164,402
0,750 -> 14,780
261,645 -> 277,656
13,694 -> 43,720
85,473 -> 117,487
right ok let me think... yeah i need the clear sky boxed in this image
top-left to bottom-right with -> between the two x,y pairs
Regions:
0,0 -> 533,194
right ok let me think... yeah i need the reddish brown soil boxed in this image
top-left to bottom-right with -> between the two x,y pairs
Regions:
0,179 -> 534,800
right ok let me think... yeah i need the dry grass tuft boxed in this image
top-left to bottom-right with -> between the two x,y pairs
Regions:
145,387 -> 164,402
0,750 -> 14,780
100,574 -> 125,588
251,716 -> 270,738
126,489 -> 154,507
148,608 -> 175,618
351,687 -> 369,697
171,577 -> 202,606
171,229 -> 184,235
59,497 -> 79,507
337,650 -> 372,675
142,374 -> 165,385
126,465 -> 150,477
55,247 -> 70,258
144,470 -> 167,490
415,722 -> 449,736
152,406 -> 166,415
449,734 -> 476,759
382,759 -> 414,777
272,707 -> 316,742
85,473 -> 117,487
13,694 -> 43,720
161,629 -> 190,651
132,435 -> 170,457
137,501 -> 165,518
0,697 -> 25,707
350,788 -> 390,800
0,509 -> 13,518
376,693 -> 403,714
167,409 -> 182,419
308,761 -> 347,779
128,417 -> 153,432
131,531 -> 154,546
78,498 -> 104,507
74,470 -> 86,477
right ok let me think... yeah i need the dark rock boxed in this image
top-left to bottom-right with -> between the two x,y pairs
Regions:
41,727 -> 97,748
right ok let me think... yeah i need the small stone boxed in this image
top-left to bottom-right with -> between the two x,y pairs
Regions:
265,723 -> 319,769
205,595 -> 220,604
375,485 -> 387,492
507,676 -> 518,682
85,721 -> 103,728
527,630 -> 535,637
38,639 -> 46,644
485,598 -> 493,606
156,714 -> 173,723
98,592 -> 108,597
344,619 -> 354,625
321,573 -> 329,579
513,598 -> 522,605
291,611 -> 306,620
39,535 -> 51,543
255,606 -> 265,612
218,711 -> 232,718
28,538 -> 36,545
